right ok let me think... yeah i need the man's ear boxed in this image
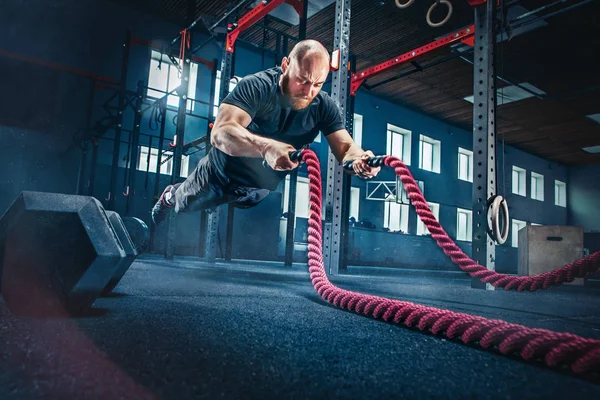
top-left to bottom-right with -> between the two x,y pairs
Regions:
281,56 -> 289,72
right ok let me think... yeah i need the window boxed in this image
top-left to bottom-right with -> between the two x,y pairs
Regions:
349,187 -> 360,220
511,219 -> 527,248
137,146 -> 189,178
384,202 -> 409,234
353,114 -> 363,147
387,124 -> 412,165
456,208 -> 472,242
555,180 -> 566,207
214,71 -> 241,117
283,176 -> 310,218
419,135 -> 441,173
531,172 -> 544,201
458,148 -> 473,182
417,202 -> 440,235
512,166 -> 526,196
147,50 -> 198,111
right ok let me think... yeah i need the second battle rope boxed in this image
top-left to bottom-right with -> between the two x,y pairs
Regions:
383,154 -> 600,291
299,149 -> 600,374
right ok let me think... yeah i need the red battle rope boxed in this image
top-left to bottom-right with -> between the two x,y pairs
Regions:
301,149 -> 600,374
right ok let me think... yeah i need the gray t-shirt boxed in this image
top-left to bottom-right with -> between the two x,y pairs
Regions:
209,67 -> 345,190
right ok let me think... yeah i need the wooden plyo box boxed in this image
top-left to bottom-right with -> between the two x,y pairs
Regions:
518,225 -> 585,285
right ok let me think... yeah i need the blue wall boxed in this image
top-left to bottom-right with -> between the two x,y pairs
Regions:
569,165 -> 600,232
299,90 -> 569,273
0,0 -> 594,273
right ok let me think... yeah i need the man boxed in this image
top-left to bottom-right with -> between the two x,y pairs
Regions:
151,39 -> 381,225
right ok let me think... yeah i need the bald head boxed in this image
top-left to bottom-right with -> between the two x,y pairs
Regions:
280,39 -> 330,110
288,39 -> 330,66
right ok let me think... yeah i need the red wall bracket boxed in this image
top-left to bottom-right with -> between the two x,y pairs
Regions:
350,25 -> 475,96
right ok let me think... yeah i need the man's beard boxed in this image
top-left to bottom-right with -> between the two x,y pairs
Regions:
280,74 -> 313,110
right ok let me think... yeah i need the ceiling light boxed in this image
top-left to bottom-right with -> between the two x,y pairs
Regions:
586,114 -> 600,124
464,82 -> 546,105
582,145 -> 600,154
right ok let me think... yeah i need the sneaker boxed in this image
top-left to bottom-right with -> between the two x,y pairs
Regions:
151,185 -> 176,225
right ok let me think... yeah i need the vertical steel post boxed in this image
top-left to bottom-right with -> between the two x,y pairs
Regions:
284,0 -> 308,267
323,0 -> 352,275
471,0 -> 498,290
340,54 -> 356,271
224,49 -> 237,262
125,81 -> 145,216
88,139 -> 98,196
199,59 -> 219,257
149,101 -> 167,252
206,45 -> 234,262
77,79 -> 95,195
165,34 -> 192,260
108,29 -> 131,210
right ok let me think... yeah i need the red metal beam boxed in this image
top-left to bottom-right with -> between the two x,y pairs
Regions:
0,47 -> 118,84
467,0 -> 487,5
350,25 -> 475,96
226,0 -> 288,53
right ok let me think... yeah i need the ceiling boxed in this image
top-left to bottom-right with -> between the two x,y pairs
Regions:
110,0 -> 600,165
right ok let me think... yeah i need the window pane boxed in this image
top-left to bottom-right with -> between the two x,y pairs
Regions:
167,65 -> 180,108
512,220 -> 526,248
148,59 -> 169,99
296,181 -> 310,218
459,154 -> 468,180
422,141 -> 433,171
350,187 -> 360,220
458,212 -> 467,240
353,114 -> 363,147
392,132 -> 403,158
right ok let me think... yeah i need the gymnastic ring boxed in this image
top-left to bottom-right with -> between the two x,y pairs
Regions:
487,195 -> 509,245
427,0 -> 453,28
395,0 -> 415,9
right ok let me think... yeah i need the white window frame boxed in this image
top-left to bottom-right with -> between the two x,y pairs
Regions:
417,202 -> 440,235
512,166 -> 526,196
531,172 -> 544,201
456,208 -> 472,242
147,50 -> 198,112
384,202 -> 409,234
214,71 -> 241,117
555,180 -> 567,207
419,134 -> 441,173
511,218 -> 527,248
283,176 -> 311,218
387,124 -> 412,166
137,145 -> 189,178
458,148 -> 473,182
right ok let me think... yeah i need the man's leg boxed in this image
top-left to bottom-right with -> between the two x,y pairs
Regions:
225,185 -> 271,209
151,156 -> 232,225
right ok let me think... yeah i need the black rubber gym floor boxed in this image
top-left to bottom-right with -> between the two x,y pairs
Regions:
1,255 -> 600,399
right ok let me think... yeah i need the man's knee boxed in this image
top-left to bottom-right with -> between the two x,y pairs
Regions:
232,188 -> 270,209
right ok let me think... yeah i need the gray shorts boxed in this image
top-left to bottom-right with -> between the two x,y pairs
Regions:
172,156 -> 271,213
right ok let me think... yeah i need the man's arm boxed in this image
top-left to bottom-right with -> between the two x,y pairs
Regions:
325,129 -> 381,178
211,103 -> 298,170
